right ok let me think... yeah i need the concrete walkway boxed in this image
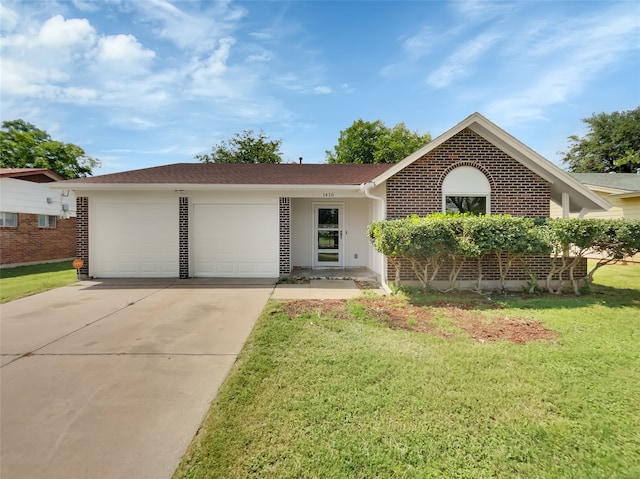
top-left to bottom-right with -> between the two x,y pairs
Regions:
272,279 -> 386,300
0,279 -> 274,479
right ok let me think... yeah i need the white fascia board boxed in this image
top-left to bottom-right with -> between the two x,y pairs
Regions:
610,191 -> 640,199
581,184 -> 630,195
48,183 -> 365,196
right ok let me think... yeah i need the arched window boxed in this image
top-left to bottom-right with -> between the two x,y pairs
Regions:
442,166 -> 490,215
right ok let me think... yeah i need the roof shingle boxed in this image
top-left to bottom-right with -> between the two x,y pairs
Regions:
571,173 -> 640,193
62,163 -> 394,185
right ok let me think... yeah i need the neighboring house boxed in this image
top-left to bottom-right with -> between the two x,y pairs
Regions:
550,172 -> 640,220
52,113 -> 610,289
0,168 -> 77,267
551,172 -> 640,262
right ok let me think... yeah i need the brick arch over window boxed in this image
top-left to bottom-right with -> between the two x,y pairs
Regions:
437,161 -> 495,191
385,128 -> 551,218
441,165 -> 492,214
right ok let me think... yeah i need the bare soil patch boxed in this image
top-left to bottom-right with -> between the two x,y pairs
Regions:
282,297 -> 557,344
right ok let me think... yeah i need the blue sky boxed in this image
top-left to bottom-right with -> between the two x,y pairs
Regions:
1,0 -> 639,175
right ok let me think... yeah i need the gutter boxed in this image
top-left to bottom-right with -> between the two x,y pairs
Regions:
360,182 -> 392,295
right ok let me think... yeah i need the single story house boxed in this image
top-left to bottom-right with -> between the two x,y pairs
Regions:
0,168 -> 77,267
52,113 -> 610,288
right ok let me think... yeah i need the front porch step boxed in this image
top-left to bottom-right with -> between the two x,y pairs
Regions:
289,267 -> 379,282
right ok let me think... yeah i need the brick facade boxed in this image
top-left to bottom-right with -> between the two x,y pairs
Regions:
279,197 -> 291,275
386,128 -> 550,218
76,197 -> 89,278
394,255 -> 587,283
179,197 -> 189,279
384,128 -> 582,288
0,214 -> 76,266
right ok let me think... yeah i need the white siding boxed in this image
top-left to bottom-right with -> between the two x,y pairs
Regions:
551,192 -> 640,220
0,178 -> 76,216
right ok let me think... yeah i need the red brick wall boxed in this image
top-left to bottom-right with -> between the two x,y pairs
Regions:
0,214 -> 76,265
394,255 -> 587,282
385,128 -> 574,287
386,128 -> 550,218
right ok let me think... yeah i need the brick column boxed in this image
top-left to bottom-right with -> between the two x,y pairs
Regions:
279,197 -> 291,275
76,197 -> 89,279
179,197 -> 189,279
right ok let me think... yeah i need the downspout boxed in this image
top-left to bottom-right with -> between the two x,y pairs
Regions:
360,181 -> 392,294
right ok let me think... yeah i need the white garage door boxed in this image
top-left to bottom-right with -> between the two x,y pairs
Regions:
192,203 -> 279,277
92,203 -> 178,278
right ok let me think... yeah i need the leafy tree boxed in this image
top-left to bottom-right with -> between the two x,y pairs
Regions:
196,129 -> 283,164
561,107 -> 640,173
0,119 -> 99,179
326,119 -> 431,164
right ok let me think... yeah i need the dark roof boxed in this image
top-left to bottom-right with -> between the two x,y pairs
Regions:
62,163 -> 394,185
0,168 -> 64,183
570,173 -> 640,193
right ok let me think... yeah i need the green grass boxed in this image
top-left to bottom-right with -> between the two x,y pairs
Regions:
0,261 -> 78,303
174,263 -> 640,479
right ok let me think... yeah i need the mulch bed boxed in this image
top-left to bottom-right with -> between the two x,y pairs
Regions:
281,298 -> 557,344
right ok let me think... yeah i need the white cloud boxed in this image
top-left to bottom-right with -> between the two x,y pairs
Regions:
0,57 -> 70,96
0,4 -> 19,33
130,0 -> 246,51
71,0 -> 100,12
189,37 -> 236,93
38,15 -> 96,50
426,31 -> 501,88
401,26 -> 435,57
60,86 -> 98,104
96,34 -> 155,64
485,6 -> 640,125
313,86 -> 332,94
451,0 -> 515,22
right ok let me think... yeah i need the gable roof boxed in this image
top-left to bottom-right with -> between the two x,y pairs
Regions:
370,112 -> 611,214
570,173 -> 640,198
56,163 -> 393,189
0,168 -> 65,182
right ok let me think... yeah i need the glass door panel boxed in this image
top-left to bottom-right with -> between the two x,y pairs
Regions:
315,206 -> 342,266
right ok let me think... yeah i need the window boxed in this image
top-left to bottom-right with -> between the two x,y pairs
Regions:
442,166 -> 490,215
0,212 -> 18,227
445,196 -> 487,215
38,215 -> 57,229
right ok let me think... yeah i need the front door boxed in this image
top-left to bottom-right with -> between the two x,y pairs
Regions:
314,205 -> 342,267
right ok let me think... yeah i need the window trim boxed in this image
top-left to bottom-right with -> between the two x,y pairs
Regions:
0,212 -> 18,228
38,215 -> 57,229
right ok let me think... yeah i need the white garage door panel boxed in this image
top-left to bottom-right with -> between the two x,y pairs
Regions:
93,203 -> 178,277
193,204 -> 278,277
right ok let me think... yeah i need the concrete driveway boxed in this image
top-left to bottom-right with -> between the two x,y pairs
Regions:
0,278 -> 274,479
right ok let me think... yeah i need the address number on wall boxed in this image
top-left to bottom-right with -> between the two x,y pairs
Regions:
322,192 -> 335,198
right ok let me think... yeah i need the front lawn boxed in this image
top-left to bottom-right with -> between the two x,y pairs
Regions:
175,263 -> 640,479
0,261 -> 78,303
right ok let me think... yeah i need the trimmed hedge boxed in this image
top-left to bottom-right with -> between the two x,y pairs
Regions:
368,214 -> 640,294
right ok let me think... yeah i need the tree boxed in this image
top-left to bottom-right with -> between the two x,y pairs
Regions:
561,107 -> 640,173
326,119 -> 431,164
195,129 -> 283,163
0,119 -> 100,179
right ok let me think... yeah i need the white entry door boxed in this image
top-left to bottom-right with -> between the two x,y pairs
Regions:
314,204 -> 343,267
